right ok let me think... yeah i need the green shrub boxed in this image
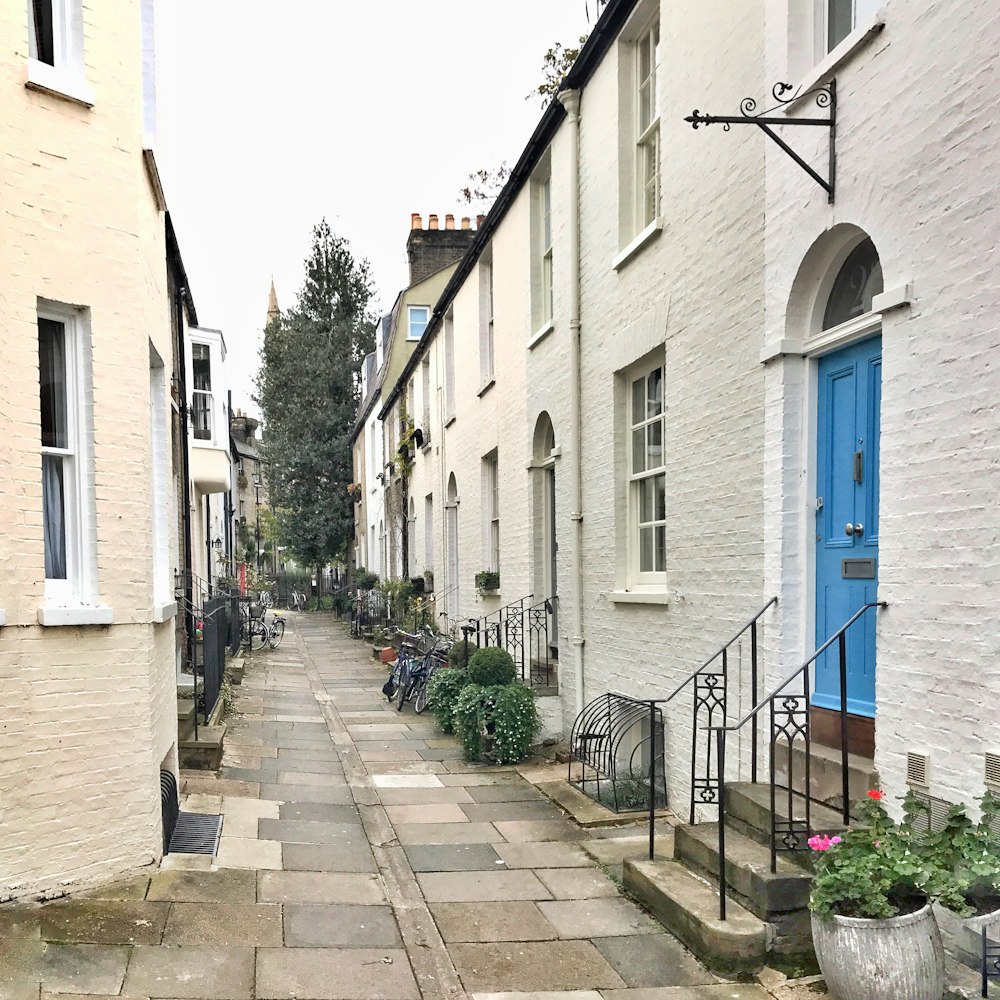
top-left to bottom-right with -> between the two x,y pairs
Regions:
490,683 -> 539,764
428,667 -> 469,734
448,640 -> 479,669
467,647 -> 516,686
454,683 -> 489,761
354,568 -> 378,591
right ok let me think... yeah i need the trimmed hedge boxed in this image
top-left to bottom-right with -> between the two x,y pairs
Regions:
467,647 -> 516,687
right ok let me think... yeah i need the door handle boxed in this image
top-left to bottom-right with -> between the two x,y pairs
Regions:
844,523 -> 864,537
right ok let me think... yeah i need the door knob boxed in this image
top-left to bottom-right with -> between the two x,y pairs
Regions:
845,523 -> 864,537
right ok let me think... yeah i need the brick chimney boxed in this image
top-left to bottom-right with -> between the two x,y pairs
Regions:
406,212 -> 478,285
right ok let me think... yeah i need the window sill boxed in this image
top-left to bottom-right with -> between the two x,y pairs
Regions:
25,60 -> 94,107
37,605 -> 114,627
613,218 -> 663,272
478,379 -> 495,398
528,321 -> 555,351
445,415 -> 457,429
421,442 -> 433,454
607,590 -> 671,606
153,601 -> 178,623
785,17 -> 885,108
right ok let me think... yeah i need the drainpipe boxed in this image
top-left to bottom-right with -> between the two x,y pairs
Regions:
558,88 -> 585,718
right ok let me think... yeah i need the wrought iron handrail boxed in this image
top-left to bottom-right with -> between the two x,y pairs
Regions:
706,600 -> 886,920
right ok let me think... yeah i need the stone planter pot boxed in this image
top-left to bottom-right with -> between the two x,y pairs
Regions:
934,899 -> 1000,970
811,903 -> 944,1000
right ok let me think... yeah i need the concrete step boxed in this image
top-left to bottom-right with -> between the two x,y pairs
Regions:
624,856 -> 767,974
177,697 -> 196,741
179,723 -> 226,771
774,740 -> 878,812
724,782 -> 846,855
675,822 -> 812,918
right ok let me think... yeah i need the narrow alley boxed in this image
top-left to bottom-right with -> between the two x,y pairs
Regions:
1,614 -> 774,1000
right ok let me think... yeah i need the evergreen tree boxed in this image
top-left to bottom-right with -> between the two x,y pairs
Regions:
254,221 -> 375,572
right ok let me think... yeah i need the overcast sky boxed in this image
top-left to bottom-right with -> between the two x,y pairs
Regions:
156,1 -> 594,414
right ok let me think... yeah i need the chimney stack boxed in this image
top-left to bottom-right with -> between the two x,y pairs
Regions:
476,214 -> 486,228
428,214 -> 439,230
445,214 -> 455,230
411,212 -> 422,230
461,216 -> 471,230
405,211 -> 479,284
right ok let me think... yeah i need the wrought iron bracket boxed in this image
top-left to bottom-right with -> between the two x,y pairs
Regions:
685,80 -> 837,203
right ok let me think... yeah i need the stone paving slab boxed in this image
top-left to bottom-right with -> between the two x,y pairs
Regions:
281,843 -> 378,873
181,777 -> 260,798
370,774 -> 444,788
255,947 -> 420,999
403,844 -> 504,872
257,871 -> 386,904
147,869 -> 255,904
258,819 -> 363,844
276,770 -> 348,787
600,988 -> 771,1000
384,803 -> 470,825
124,944 -> 254,999
416,870 -> 551,902
283,903 -> 401,948
259,782 -> 353,804
537,898 -> 664,938
221,796 -> 280,818
449,941 -> 626,993
437,772 -> 523,786
592,935 -> 717,988
470,993 -> 602,1000
215,837 -> 283,870
275,748 -> 341,762
277,799 -> 357,820
376,787 -> 474,805
37,944 -> 130,995
462,802 -> 568,823
534,868 -> 621,899
466,784 -> 550,802
494,820 -> 586,843
161,903 -> 282,946
395,822 -> 503,845
39,901 -> 168,945
75,877 -> 151,902
429,901 -> 558,942
494,842 -> 592,869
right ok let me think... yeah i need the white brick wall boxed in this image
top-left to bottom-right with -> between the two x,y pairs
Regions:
0,0 -> 178,898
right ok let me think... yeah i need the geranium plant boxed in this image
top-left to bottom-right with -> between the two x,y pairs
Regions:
809,789 -> 937,919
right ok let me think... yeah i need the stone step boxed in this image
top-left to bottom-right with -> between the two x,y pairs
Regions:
724,782 -> 846,854
675,822 -> 812,918
774,740 -> 878,812
179,723 -> 226,771
624,856 -> 767,974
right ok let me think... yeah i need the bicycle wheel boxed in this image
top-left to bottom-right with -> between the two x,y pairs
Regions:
249,619 -> 268,651
286,593 -> 297,611
269,616 -> 285,648
395,659 -> 410,712
260,590 -> 273,609
413,676 -> 429,714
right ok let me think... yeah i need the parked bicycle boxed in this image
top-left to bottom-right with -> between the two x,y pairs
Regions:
286,589 -> 307,612
385,629 -> 450,714
240,604 -> 285,651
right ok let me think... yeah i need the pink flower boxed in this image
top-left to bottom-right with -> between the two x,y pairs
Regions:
808,834 -> 834,852
831,836 -> 842,844
868,789 -> 884,801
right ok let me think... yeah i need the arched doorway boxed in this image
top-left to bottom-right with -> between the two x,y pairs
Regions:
532,413 -> 558,654
445,474 -> 459,623
810,234 -> 883,754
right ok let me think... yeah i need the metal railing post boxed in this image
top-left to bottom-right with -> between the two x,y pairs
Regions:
717,727 -> 727,920
838,630 -> 850,825
751,620 -> 759,783
648,700 -> 657,860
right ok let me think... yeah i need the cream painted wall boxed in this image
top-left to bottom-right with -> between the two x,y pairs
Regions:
0,0 -> 178,898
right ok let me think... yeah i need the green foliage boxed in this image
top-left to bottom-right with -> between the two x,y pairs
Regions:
376,579 -> 415,623
458,163 -> 510,216
354,568 -> 378,591
448,640 -> 478,669
454,683 -> 488,761
809,793 -> 937,919
254,220 -> 376,569
453,683 -> 538,765
475,570 -> 500,593
467,647 -> 515,687
526,35 -> 589,107
427,667 -> 469,735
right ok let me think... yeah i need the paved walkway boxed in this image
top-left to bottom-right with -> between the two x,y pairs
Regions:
0,614 -> 772,1000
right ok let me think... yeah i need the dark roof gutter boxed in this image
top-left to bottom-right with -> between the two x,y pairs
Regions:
165,212 -> 199,326
378,0 -> 636,421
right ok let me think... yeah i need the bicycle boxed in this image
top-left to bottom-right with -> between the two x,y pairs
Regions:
286,590 -> 306,612
392,630 -> 449,714
410,637 -> 451,714
259,589 -> 274,609
382,627 -> 433,709
240,605 -> 284,650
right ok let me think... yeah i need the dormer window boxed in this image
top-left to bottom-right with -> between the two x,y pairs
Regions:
408,306 -> 430,341
191,343 -> 213,441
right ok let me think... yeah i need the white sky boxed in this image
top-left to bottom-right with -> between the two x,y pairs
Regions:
156,1 -> 594,414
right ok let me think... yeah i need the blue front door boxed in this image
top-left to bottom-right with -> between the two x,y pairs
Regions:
814,336 -> 881,717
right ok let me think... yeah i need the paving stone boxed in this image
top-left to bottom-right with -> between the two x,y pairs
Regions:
37,944 -> 129,995
215,837 -> 283,870
370,774 -> 443,788
220,812 -> 259,838
39,901 -> 168,945
258,819 -> 362,844
358,749 -> 424,762
534,868 -> 620,899
462,802 -> 567,823
255,947 -> 419,999
276,770 -> 347,787
537,898 -> 662,938
438,773 -> 522,786
181,777 -> 260,798
416,748 -> 465,761
147,869 -> 256,904
494,820 -> 584,843
466,784 -> 550,802
221,796 -> 280,818
273,758 -> 345,775
277,799 -> 357,820
600,988 -> 770,1000
75,876 -> 151,901
0,984 -> 39,1000
259,782 -> 354,804
494,842 -> 592,869
183,792 -> 224,811
429,901 -> 558,942
450,941 -> 626,993
395,822 -> 503,845
384,803 -> 470,825
417,870 -> 551,902
592,934 -> 717,988
283,903 -> 400,947
365,760 -> 447,774
404,844 -> 504,872
281,843 -> 377,873
469,993 -> 602,1000
123,944 -> 254,998
158,853 -> 213,871
161,903 -> 282,946
0,910 -> 43,981
276,748 -> 341,762
258,871 -> 385,904
376,787 -> 474,805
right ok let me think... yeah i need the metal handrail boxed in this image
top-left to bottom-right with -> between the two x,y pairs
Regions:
706,600 -> 886,920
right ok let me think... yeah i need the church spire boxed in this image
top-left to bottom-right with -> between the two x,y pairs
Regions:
266,279 -> 280,325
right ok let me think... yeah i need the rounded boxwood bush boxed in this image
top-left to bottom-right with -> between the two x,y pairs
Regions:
427,667 -> 468,735
453,682 -> 539,765
448,640 -> 479,670
467,647 -> 516,687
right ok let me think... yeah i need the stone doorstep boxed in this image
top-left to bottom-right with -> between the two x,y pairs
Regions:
179,724 -> 227,771
624,856 -> 768,975
531,778 -> 675,829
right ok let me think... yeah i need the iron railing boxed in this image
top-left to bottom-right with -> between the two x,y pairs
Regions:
707,601 -> 886,919
983,929 -> 1000,997
467,594 -> 558,689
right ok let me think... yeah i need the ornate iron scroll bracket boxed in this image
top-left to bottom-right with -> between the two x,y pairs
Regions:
685,80 -> 837,203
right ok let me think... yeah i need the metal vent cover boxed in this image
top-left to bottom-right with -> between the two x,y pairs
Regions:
906,752 -> 929,789
167,812 -> 222,856
986,752 -> 1000,791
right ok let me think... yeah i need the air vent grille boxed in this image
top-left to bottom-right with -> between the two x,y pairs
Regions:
986,752 -> 1000,790
906,752 -> 929,789
167,812 -> 222,856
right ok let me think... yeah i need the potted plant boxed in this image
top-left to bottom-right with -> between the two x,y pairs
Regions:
475,569 -> 500,595
808,789 -> 945,1000
925,790 -> 1000,969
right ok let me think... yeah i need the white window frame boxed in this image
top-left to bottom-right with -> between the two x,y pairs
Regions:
421,358 -> 432,446
634,19 -> 660,232
818,0 -> 881,56
25,0 -> 92,106
38,302 -> 101,614
627,361 -> 666,588
149,344 -> 172,615
483,451 -> 500,573
407,498 -> 417,578
444,310 -> 456,423
479,253 -> 495,386
424,494 -> 434,574
407,305 -> 430,341
190,340 -> 214,444
530,160 -> 554,337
